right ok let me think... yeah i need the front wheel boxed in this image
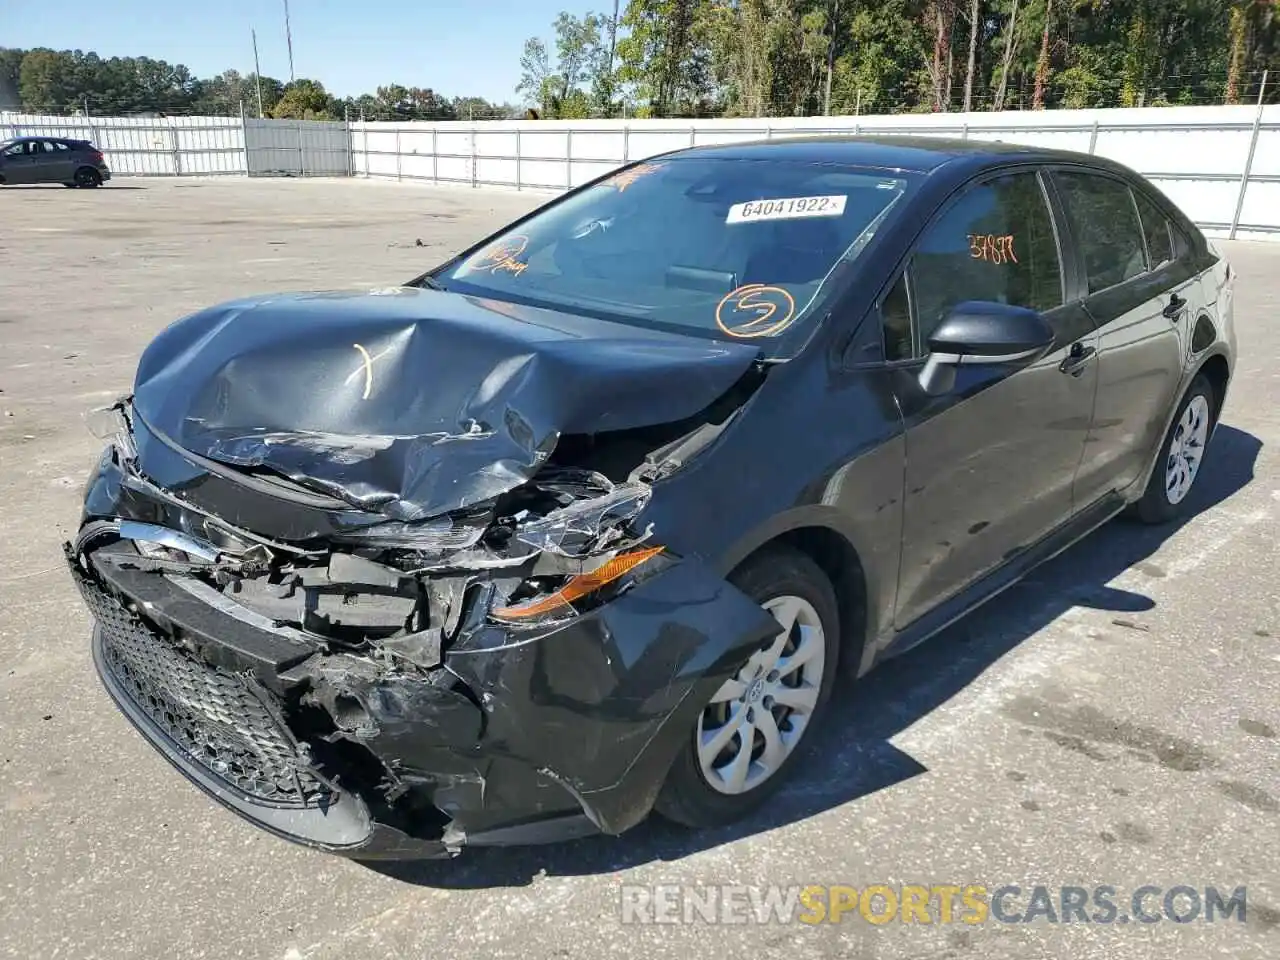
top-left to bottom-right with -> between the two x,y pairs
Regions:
1132,374 -> 1216,524
655,546 -> 840,827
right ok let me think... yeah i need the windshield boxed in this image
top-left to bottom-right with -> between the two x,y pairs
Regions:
434,157 -> 915,352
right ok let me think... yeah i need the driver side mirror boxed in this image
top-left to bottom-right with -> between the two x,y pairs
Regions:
918,301 -> 1056,395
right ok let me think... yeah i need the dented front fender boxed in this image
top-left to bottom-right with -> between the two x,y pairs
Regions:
444,558 -> 780,835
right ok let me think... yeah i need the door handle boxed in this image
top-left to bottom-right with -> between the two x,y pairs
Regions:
1058,342 -> 1096,377
1163,293 -> 1187,319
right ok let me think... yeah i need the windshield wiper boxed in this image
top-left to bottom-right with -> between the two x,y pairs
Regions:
417,275 -> 447,291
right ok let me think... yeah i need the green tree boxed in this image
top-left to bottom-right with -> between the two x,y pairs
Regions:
0,48 -> 24,110
18,48 -> 79,112
271,79 -> 338,119
617,0 -> 717,116
516,38 -> 557,113
554,11 -> 604,105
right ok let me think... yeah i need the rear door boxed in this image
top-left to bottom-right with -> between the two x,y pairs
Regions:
1050,169 -> 1192,505
889,167 -> 1099,628
32,140 -> 74,183
38,140 -> 77,182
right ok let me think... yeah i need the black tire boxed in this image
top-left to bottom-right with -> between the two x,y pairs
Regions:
1131,374 -> 1217,525
655,546 -> 841,828
74,167 -> 102,188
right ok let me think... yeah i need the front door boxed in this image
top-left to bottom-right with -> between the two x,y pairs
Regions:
1051,171 -> 1192,504
0,140 -> 36,184
889,169 -> 1099,628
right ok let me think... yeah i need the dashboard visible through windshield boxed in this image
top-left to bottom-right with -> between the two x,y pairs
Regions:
431,157 -> 915,352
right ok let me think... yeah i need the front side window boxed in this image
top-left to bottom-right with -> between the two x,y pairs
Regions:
434,157 -> 916,354
1054,171 -> 1148,293
910,171 -> 1064,345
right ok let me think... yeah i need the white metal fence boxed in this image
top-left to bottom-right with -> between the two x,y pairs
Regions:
5,106 -> 1280,240
0,114 -> 246,176
351,105 -> 1280,242
244,117 -> 351,177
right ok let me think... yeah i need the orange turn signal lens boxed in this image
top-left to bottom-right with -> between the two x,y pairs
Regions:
490,545 -> 666,622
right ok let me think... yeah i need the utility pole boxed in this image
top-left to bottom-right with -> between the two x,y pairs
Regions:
283,0 -> 296,82
252,28 -> 265,117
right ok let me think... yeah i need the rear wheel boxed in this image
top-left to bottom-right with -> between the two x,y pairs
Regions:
74,167 -> 102,188
1132,374 -> 1216,524
655,546 -> 840,827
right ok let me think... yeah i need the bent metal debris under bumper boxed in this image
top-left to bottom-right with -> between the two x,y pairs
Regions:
66,382 -> 777,858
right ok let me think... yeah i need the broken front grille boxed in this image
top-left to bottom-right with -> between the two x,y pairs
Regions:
76,573 -> 331,807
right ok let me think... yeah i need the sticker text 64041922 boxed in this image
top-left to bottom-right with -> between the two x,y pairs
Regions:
726,195 -> 848,224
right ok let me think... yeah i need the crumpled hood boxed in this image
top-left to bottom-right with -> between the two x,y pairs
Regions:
132,287 -> 759,521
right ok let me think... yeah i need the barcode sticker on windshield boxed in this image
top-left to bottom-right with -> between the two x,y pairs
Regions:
726,195 -> 848,224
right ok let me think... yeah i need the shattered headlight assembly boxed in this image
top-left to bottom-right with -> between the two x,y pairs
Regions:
489,544 -> 672,625
83,397 -> 136,459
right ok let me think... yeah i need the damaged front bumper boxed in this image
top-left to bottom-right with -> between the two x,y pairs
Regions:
68,417 -> 778,860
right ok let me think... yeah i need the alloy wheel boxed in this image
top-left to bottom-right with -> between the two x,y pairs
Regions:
695,594 -> 826,795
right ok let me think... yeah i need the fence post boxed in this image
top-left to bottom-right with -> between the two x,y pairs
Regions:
515,129 -> 522,190
240,100 -> 249,176
395,126 -> 402,181
363,115 -> 370,178
622,124 -> 630,162
432,127 -> 438,183
297,120 -> 305,177
344,105 -> 353,178
471,126 -> 478,188
566,129 -> 573,190
765,124 -> 772,140
689,124 -> 696,147
1231,69 -> 1268,240
171,119 -> 182,176
1088,119 -> 1100,154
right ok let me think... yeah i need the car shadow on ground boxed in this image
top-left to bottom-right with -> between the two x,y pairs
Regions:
365,424 -> 1262,890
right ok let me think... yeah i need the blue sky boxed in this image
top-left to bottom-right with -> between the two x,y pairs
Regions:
4,0 -> 570,102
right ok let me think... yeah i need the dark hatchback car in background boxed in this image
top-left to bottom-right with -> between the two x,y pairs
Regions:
67,136 -> 1235,860
0,136 -> 111,187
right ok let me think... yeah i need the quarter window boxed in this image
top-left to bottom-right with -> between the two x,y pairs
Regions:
910,172 -> 1063,346
1054,171 -> 1148,292
881,273 -> 913,362
1133,191 -> 1175,269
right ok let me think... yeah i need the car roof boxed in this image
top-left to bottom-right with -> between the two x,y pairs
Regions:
668,134 -> 1121,177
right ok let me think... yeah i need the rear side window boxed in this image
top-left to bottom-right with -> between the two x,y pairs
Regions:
1053,171 -> 1147,292
1133,191 -> 1174,268
910,171 -> 1064,344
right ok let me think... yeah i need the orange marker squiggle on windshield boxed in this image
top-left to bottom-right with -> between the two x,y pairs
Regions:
604,162 -> 664,192
467,234 -> 530,277
715,283 -> 797,338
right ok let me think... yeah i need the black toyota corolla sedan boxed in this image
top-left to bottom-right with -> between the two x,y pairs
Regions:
67,136 -> 1236,859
